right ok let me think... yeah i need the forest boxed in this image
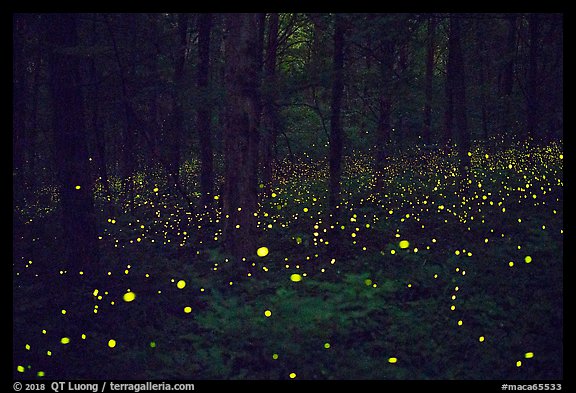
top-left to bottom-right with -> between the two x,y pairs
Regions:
13,13 -> 563,381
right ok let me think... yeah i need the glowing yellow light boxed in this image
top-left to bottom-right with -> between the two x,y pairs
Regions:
390,249 -> 396,255
457,320 -> 463,326
479,336 -> 485,342
214,195 -> 219,200
75,185 -> 81,190
290,273 -> 302,282
516,360 -> 522,367
108,339 -> 117,348
525,352 -> 534,358
60,337 -> 70,344
123,291 -> 136,302
264,309 -> 272,317
524,256 -> 532,263
559,154 -> 563,160
61,309 -> 67,315
17,365 -> 25,372
272,353 -> 279,360
303,207 -> 309,212
177,280 -> 186,289
509,261 -> 514,267
388,357 -> 398,364
399,240 -> 410,249
184,306 -> 192,313
257,247 -> 269,257
37,371 -> 45,377
289,372 -> 296,379
324,342 -> 331,349
93,289 -> 99,296
150,341 -> 156,348
153,187 -> 159,193
364,278 -> 372,286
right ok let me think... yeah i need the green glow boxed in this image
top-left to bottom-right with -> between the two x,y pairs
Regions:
150,341 -> 156,348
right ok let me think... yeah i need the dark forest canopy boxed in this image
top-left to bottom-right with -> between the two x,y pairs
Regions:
13,13 -> 563,381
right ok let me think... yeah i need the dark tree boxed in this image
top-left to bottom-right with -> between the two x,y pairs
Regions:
46,13 -> 99,275
447,14 -> 470,176
197,13 -> 214,207
222,13 -> 263,260
260,12 -> 280,196
328,13 -> 345,224
422,15 -> 437,146
526,13 -> 540,142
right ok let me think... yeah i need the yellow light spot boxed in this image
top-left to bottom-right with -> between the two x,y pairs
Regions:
399,240 -> 410,249
525,352 -> 534,359
108,339 -> 117,348
17,365 -> 25,372
388,357 -> 398,364
289,372 -> 296,379
509,261 -> 514,267
272,353 -> 279,360
153,187 -> 159,193
290,273 -> 302,282
37,371 -> 45,377
457,320 -> 463,326
324,342 -> 331,349
303,207 -> 309,212
516,360 -> 522,367
60,337 -> 70,345
479,336 -> 485,342
257,247 -> 269,257
390,249 -> 396,255
75,185 -> 81,190
364,278 -> 372,286
184,306 -> 192,313
177,280 -> 186,289
264,310 -> 272,317
123,291 -> 136,302
524,256 -> 532,263
213,195 -> 219,200
150,341 -> 156,348
61,309 -> 67,315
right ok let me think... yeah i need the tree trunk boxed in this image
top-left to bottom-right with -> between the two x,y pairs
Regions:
422,15 -> 436,146
447,15 -> 470,180
46,13 -> 99,276
526,13 -> 540,142
222,13 -> 262,260
328,14 -> 345,224
197,13 -> 214,207
260,13 -> 279,197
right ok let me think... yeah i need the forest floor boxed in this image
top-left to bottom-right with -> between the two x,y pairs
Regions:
13,140 -> 563,380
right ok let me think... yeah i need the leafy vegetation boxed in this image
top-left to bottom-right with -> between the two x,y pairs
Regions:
13,139 -> 563,380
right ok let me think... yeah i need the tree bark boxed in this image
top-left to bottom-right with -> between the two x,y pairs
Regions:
422,15 -> 436,146
328,14 -> 345,223
46,13 -> 99,275
197,13 -> 214,207
222,13 -> 262,260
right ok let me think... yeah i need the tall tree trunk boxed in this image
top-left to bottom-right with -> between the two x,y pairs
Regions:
197,13 -> 214,207
222,13 -> 262,260
526,13 -> 540,142
500,13 -> 516,142
422,15 -> 436,146
375,37 -> 395,179
168,13 -> 189,188
447,15 -> 470,180
260,12 -> 279,197
46,13 -> 98,276
328,13 -> 345,224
